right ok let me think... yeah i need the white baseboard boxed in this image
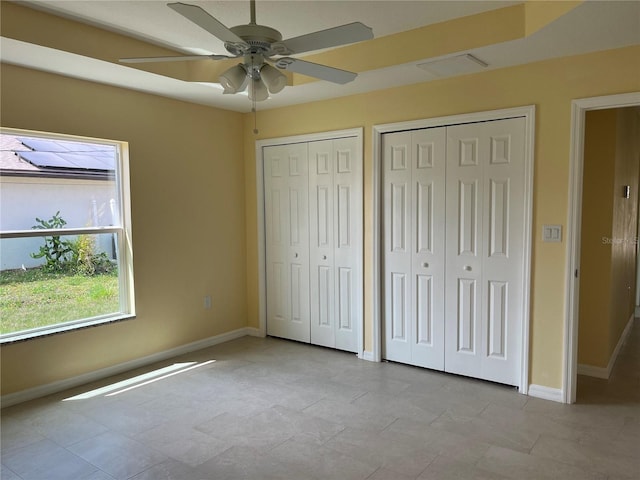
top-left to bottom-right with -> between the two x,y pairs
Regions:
358,350 -> 375,362
577,363 -> 608,379
578,314 -> 635,380
245,327 -> 264,337
528,384 -> 564,403
1,327 -> 253,408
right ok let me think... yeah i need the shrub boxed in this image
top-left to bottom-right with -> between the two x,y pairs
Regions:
72,234 -> 116,276
30,211 -> 75,273
31,212 -> 116,276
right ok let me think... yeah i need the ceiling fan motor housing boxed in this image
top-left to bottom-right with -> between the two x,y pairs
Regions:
226,24 -> 284,56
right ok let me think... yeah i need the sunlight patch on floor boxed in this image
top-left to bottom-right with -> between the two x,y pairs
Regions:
63,360 -> 215,400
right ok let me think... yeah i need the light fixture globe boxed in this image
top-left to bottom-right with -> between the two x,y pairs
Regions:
248,78 -> 269,101
219,64 -> 247,94
260,64 -> 286,94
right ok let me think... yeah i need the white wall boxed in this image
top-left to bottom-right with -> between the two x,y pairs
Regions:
0,176 -> 116,270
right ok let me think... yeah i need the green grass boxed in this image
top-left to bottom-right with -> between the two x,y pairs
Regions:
0,269 -> 119,335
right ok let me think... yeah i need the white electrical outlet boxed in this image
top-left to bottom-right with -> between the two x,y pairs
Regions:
204,295 -> 212,309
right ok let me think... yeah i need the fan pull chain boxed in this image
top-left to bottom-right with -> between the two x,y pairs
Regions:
250,54 -> 259,135
252,103 -> 259,135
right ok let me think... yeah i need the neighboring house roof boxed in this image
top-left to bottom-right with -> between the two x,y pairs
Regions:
0,134 -> 115,180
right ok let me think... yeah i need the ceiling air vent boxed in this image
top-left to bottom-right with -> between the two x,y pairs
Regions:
417,54 -> 488,78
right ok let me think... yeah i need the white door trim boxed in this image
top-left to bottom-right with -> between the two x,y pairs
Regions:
373,106 -> 535,394
564,92 -> 640,404
256,128 -> 365,356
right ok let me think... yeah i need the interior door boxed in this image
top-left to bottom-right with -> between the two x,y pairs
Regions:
330,137 -> 361,352
264,136 -> 361,352
308,137 -> 361,352
308,139 -> 335,348
444,118 -> 526,385
383,128 -> 446,369
264,143 -> 311,343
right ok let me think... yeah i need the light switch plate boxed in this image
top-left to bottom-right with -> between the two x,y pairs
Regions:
543,225 -> 562,242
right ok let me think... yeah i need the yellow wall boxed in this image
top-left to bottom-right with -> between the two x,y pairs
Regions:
1,44 -> 639,396
579,109 -> 617,367
579,107 -> 639,368
609,108 -> 640,357
1,64 -> 246,394
610,108 -> 640,354
243,46 -> 640,390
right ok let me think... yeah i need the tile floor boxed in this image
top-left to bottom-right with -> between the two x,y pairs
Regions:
2,319 -> 639,480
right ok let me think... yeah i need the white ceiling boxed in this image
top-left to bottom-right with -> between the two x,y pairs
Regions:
2,0 -> 639,112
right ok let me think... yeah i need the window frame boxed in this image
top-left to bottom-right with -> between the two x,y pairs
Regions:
0,127 -> 135,343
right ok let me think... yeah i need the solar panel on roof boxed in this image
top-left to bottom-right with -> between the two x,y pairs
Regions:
16,137 -> 116,171
18,137 -> 114,152
73,142 -> 114,153
18,138 -> 69,153
19,152 -> 77,169
59,153 -> 114,170
18,152 -> 115,171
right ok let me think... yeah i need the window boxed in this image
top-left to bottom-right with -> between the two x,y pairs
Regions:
0,128 -> 134,342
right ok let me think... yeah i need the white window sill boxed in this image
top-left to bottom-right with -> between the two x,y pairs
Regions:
0,314 -> 136,345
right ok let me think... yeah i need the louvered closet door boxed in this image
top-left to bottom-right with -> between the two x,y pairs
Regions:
309,137 -> 361,352
264,143 -> 311,343
383,128 -> 447,369
444,118 -> 525,386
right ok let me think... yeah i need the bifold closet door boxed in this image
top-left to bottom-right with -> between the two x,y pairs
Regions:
264,143 -> 311,343
444,118 -> 525,386
309,137 -> 361,352
264,137 -> 361,352
383,128 -> 447,370
382,117 -> 526,387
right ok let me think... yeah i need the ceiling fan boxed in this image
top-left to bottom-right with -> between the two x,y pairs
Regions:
120,1 -> 374,101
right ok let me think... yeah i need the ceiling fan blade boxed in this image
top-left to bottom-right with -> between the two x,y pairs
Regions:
275,58 -> 357,84
120,54 -> 229,64
282,22 -> 373,55
168,2 -> 247,46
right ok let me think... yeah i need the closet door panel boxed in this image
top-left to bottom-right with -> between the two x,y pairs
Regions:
383,132 -> 413,363
445,126 -> 485,379
332,137 -> 361,352
481,118 -> 526,385
309,140 -> 335,348
410,128 -> 446,370
445,118 -> 525,386
383,128 -> 446,368
265,143 -> 310,343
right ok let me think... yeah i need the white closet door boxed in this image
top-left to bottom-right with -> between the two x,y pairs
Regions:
309,137 -> 361,352
331,137 -> 361,352
265,136 -> 361,352
383,128 -> 446,369
264,143 -> 311,343
383,131 -> 413,363
308,139 -> 335,348
411,129 -> 446,368
444,118 -> 525,385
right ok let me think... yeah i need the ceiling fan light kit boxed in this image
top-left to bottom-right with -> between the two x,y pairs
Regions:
119,1 -> 374,102
260,64 -> 287,94
219,63 -> 247,94
249,77 -> 269,101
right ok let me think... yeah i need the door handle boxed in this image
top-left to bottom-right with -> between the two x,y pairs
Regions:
294,253 -> 299,258
464,265 -> 472,271
322,255 -> 327,260
422,262 -> 429,268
